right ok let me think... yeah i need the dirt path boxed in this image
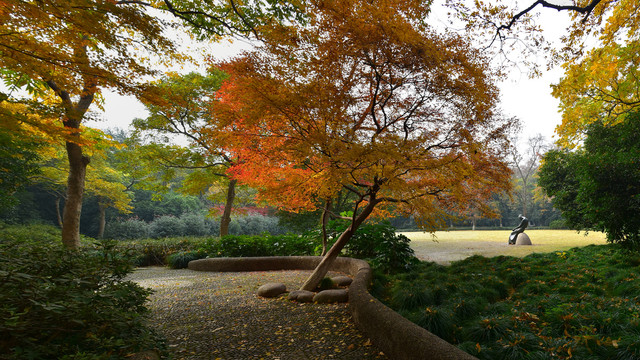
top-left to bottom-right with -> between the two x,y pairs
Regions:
130,267 -> 386,360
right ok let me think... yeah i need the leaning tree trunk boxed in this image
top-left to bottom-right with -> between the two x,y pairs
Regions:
219,179 -> 237,237
61,141 -> 90,249
300,200 -> 377,291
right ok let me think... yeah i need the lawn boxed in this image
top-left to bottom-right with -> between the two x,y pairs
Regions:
402,229 -> 608,264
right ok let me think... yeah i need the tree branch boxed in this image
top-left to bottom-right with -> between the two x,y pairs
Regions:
498,0 -> 603,33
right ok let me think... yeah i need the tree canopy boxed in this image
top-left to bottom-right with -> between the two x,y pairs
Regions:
1,0 -> 180,248
210,0 -> 515,289
133,70 -> 241,236
539,112 -> 640,248
447,0 -> 640,146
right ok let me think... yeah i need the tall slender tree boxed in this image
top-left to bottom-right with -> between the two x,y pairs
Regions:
133,70 -> 240,236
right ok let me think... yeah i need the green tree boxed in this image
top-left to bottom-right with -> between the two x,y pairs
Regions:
132,70 -> 241,236
0,127 -> 40,208
539,112 -> 640,247
509,135 -> 547,219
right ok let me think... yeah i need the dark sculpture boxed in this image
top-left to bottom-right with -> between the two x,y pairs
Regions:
508,215 -> 528,245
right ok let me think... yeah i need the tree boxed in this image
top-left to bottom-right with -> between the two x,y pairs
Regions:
0,116 -> 41,208
539,112 -> 640,247
447,0 -> 639,146
0,0 -> 182,248
150,0 -> 306,40
28,127 -> 133,236
509,134 -> 547,218
132,70 -> 241,236
552,40 -> 640,147
211,0 -> 514,290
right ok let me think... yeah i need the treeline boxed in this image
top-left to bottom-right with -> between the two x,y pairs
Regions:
2,133 -> 563,237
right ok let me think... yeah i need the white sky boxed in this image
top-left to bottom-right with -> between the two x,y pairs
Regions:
87,4 -> 574,150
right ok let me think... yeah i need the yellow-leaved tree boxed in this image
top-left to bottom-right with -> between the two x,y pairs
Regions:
0,0 -> 180,248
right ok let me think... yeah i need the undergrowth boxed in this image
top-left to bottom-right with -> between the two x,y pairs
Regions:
371,245 -> 640,360
0,223 -> 166,359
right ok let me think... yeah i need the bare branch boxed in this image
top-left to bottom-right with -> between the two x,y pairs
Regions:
498,0 -> 603,33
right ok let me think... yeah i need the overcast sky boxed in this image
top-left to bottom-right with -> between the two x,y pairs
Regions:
87,4 -> 574,151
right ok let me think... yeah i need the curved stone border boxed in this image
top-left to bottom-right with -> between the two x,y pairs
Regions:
188,256 -> 477,360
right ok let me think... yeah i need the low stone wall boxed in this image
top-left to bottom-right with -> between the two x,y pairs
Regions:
188,256 -> 477,360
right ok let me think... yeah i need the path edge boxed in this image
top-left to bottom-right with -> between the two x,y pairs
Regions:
188,256 -> 477,360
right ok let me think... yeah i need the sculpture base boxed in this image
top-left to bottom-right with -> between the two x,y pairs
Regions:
515,233 -> 532,245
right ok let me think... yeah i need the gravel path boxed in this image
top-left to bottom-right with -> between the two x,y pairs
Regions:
129,267 -> 387,360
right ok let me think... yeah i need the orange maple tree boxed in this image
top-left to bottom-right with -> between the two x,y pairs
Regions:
211,0 -> 515,290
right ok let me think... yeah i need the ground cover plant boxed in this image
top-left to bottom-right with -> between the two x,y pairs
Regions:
371,244 -> 640,359
0,224 -> 166,359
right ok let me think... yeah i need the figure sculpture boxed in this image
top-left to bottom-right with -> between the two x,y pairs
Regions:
508,215 -> 528,245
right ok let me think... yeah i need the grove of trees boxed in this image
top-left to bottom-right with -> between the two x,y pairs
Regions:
3,0 -> 640,258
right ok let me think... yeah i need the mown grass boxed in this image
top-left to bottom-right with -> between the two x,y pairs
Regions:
371,244 -> 640,360
403,230 -> 608,263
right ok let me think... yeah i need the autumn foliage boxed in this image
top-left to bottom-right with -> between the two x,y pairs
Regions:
209,0 -> 515,289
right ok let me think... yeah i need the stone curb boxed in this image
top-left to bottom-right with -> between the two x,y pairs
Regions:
188,256 -> 477,360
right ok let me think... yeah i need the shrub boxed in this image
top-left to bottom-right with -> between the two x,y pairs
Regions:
0,223 -> 61,244
167,250 -> 207,269
317,277 -> 336,291
198,233 -> 315,258
205,217 -> 221,236
549,219 -> 567,229
0,234 -> 165,359
180,213 -> 209,236
121,238 -> 206,267
229,214 -> 287,235
149,215 -> 185,238
104,218 -> 150,240
342,221 -> 419,273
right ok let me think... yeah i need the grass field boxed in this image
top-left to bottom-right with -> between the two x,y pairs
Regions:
401,229 -> 608,264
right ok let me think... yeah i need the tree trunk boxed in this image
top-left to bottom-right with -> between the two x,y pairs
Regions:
97,202 -> 106,239
471,216 -> 476,231
61,141 -> 90,249
55,197 -> 63,228
300,200 -> 377,291
219,179 -> 237,237
320,199 -> 332,256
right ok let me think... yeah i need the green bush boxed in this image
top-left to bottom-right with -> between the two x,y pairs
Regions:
149,215 -> 185,238
229,214 -> 288,235
180,213 -> 208,237
104,218 -> 150,240
167,250 -> 207,269
199,233 -> 315,258
317,277 -> 336,291
0,230 -> 165,359
121,238 -> 206,267
0,223 -> 62,244
331,221 -> 419,273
